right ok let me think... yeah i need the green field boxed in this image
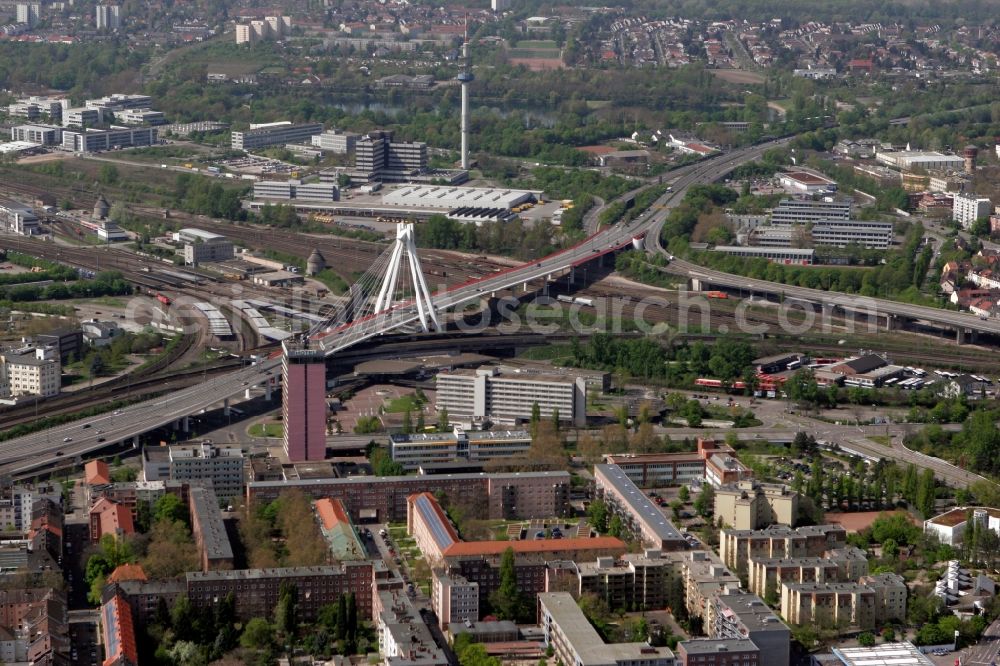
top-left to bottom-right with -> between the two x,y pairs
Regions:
248,423 -> 283,438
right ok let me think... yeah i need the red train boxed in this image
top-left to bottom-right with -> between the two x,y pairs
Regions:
704,291 -> 729,299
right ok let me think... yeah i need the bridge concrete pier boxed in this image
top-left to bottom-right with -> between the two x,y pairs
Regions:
223,399 -> 230,417
182,416 -> 190,432
690,277 -> 703,292
569,266 -> 576,284
264,380 -> 272,401
956,328 -> 965,344
885,315 -> 895,331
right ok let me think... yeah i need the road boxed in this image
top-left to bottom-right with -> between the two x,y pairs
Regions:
954,616 -> 1000,666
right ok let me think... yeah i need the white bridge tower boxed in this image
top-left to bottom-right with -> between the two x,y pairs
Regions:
374,222 -> 440,332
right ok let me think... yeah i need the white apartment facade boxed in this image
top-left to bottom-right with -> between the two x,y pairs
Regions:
953,192 -> 992,229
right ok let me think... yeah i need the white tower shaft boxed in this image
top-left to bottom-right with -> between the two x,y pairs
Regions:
461,77 -> 470,169
374,222 -> 440,332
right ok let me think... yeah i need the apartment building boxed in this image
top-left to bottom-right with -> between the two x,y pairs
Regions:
780,582 -> 876,629
539,592 -> 676,666
235,15 -> 291,44
231,122 -> 322,151
11,124 -> 61,145
247,471 -> 572,522
682,551 -> 742,622
710,593 -> 790,666
407,492 -> 624,566
436,365 -> 598,427
89,498 -> 135,543
604,439 -> 750,488
714,481 -> 799,531
431,570 -> 479,627
858,573 -> 907,623
593,464 -> 688,551
953,192 -> 992,229
16,3 -> 40,27
185,561 -> 384,622
748,547 -> 869,598
676,639 -> 759,666
389,428 -> 531,470
95,4 -> 121,30
719,524 -> 847,574
61,127 -> 158,153
142,441 -> 245,500
315,498 -> 367,560
375,588 -> 449,666
569,550 -> 681,612
100,590 -> 138,666
187,486 -> 233,572
0,348 -> 60,398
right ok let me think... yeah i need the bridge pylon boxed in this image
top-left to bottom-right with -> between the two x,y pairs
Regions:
374,222 -> 440,332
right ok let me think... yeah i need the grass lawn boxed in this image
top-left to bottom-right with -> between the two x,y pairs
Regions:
385,393 -> 426,413
516,40 -> 558,48
248,423 -> 283,437
867,435 -> 891,446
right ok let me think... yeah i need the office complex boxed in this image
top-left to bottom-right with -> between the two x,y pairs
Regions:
247,471 -> 571,522
740,221 -> 893,250
436,365 -> 598,427
350,131 -> 428,182
61,127 -> 157,153
282,339 -> 328,462
141,440 -> 245,500
95,4 -> 121,30
876,150 -> 965,171
85,94 -> 153,112
593,464 -> 688,551
253,180 -> 339,202
312,130 -> 359,153
710,593 -> 790,666
389,428 -> 531,470
713,481 -> 799,531
62,107 -> 102,128
769,199 -> 851,224
8,96 -> 66,123
11,124 -> 62,145
539,593 -> 675,666
231,122 -> 322,151
952,192 -> 992,229
173,228 -> 235,266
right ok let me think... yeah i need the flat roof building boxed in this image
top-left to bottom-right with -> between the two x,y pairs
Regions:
714,480 -> 799,531
389,428 -> 531,470
539,592 -> 676,666
142,441 -> 245,500
593,464 -> 687,551
187,486 -> 234,571
828,642 -> 934,666
384,185 -> 533,211
232,122 -> 323,151
710,593 -> 790,666
11,124 -> 61,146
247,470 -> 572,523
677,639 -> 759,666
315,498 -> 367,560
876,150 -> 965,172
719,524 -> 848,575
61,127 -> 157,153
777,171 -> 837,194
436,365 -> 603,428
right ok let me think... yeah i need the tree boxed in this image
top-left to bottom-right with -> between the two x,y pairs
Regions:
438,408 -> 450,432
402,409 -> 413,434
608,514 -> 624,538
678,485 -> 690,503
588,499 -> 609,532
416,411 -> 426,431
694,483 -> 715,519
154,493 -> 188,525
275,582 -> 299,639
530,402 -> 541,435
489,547 -> 526,622
241,617 -> 276,650
857,632 -> 876,647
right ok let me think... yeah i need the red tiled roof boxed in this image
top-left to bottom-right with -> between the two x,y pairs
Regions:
85,460 -> 111,486
316,497 -> 351,531
443,535 -> 625,557
107,564 -> 147,585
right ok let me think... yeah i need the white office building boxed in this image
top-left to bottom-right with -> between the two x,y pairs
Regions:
253,180 -> 338,201
435,365 -> 598,427
952,192 -> 992,229
11,124 -> 62,145
7,96 -> 66,123
232,122 -> 323,150
62,107 -> 102,128
311,130 -> 359,154
389,427 -> 531,470
61,127 -> 157,153
876,150 -> 965,172
86,94 -> 153,112
174,228 -> 234,265
0,348 -> 60,399
142,440 -> 245,500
